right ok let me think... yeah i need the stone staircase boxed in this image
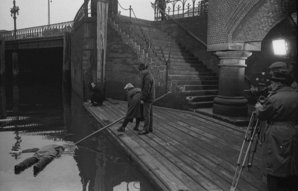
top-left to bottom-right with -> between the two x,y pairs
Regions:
109,16 -> 218,109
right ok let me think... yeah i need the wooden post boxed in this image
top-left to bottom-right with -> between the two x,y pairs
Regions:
0,40 -> 6,118
97,0 -> 109,96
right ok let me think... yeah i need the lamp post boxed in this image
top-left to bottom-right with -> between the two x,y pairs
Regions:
10,0 -> 20,113
48,0 -> 52,25
10,0 -> 19,40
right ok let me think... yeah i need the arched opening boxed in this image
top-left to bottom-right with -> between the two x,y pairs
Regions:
246,14 -> 297,91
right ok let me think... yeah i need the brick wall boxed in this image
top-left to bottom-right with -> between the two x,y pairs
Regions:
105,20 -> 168,100
105,24 -> 140,100
207,0 -> 296,50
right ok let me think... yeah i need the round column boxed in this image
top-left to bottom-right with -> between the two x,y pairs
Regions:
213,51 -> 252,116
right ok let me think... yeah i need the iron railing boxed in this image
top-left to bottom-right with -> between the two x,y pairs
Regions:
73,0 -> 93,25
0,21 -> 73,41
154,0 -> 208,21
117,2 -> 162,62
152,1 -> 206,47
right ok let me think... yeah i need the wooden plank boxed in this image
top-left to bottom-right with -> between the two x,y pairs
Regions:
152,114 -> 265,191
127,131 -> 200,191
85,104 -> 189,191
138,133 -> 224,191
103,101 -> 265,190
84,101 -> 266,191
152,119 -> 262,191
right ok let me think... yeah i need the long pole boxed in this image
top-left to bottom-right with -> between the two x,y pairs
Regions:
48,0 -> 50,25
11,0 -> 19,40
74,91 -> 171,145
13,1 -> 17,39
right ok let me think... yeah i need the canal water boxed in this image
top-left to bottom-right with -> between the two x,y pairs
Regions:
0,85 -> 160,191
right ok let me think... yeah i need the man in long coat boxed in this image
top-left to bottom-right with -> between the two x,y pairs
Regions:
138,63 -> 155,135
255,62 -> 298,191
117,83 -> 143,132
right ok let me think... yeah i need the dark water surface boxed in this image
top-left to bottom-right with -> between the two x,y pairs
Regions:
0,87 -> 160,191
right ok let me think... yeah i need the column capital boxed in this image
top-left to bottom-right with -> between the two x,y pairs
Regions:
215,50 -> 252,60
215,50 -> 252,68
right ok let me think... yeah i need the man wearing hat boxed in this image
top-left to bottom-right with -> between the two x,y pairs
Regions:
117,83 -> 143,132
255,61 -> 298,191
268,61 -> 297,90
137,62 -> 155,135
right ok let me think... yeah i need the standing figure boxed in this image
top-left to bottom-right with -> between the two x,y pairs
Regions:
138,62 -> 155,135
155,0 -> 166,20
11,144 -> 66,176
117,83 -> 143,132
89,82 -> 104,106
255,62 -> 298,191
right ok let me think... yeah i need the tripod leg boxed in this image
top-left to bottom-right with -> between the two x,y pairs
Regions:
230,117 -> 259,191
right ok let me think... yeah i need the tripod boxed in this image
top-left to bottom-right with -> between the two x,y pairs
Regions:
230,111 -> 265,191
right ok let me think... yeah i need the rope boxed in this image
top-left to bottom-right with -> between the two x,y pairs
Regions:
118,2 -> 130,11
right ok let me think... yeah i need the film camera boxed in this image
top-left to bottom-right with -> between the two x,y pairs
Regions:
244,72 -> 271,104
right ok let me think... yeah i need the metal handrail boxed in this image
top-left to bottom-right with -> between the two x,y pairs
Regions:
117,3 -> 163,62
0,21 -> 73,40
152,1 -> 207,47
73,0 -> 92,26
154,0 -> 208,21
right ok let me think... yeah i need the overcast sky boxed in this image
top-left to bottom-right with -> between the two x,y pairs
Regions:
0,0 -> 154,31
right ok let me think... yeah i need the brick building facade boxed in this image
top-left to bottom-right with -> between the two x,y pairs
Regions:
207,0 -> 297,116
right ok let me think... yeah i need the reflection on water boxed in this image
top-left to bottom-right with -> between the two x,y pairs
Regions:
0,88 -> 160,191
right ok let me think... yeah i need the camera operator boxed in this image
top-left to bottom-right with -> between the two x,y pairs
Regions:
255,61 -> 298,191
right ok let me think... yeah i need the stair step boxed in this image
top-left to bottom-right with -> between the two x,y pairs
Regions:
169,61 -> 207,66
184,85 -> 218,91
169,69 -> 216,77
177,80 -> 218,86
188,101 -> 214,109
186,95 -> 217,102
177,89 -> 219,96
169,69 -> 212,74
156,54 -> 198,61
169,74 -> 217,81
169,63 -> 213,73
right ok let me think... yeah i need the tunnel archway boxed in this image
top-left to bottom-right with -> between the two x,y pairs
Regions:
5,47 -> 64,110
246,14 -> 297,90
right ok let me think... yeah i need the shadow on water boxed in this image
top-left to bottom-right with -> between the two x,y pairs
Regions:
0,84 -> 161,191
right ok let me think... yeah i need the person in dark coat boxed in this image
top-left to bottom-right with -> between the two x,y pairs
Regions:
11,144 -> 65,176
117,83 -> 143,132
137,62 -> 155,135
90,82 -> 104,106
155,0 -> 167,20
255,62 -> 298,191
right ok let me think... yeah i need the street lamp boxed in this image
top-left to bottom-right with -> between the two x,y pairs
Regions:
48,0 -> 52,25
10,0 -> 19,39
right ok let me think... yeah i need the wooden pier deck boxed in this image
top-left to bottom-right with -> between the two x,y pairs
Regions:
84,99 -> 267,191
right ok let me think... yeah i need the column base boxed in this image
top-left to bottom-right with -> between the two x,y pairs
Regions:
213,96 -> 248,117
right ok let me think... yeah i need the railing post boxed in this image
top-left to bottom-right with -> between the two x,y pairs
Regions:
192,0 -> 195,16
129,5 -> 132,18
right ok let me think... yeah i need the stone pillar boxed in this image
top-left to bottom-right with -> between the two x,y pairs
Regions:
213,51 -> 252,116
